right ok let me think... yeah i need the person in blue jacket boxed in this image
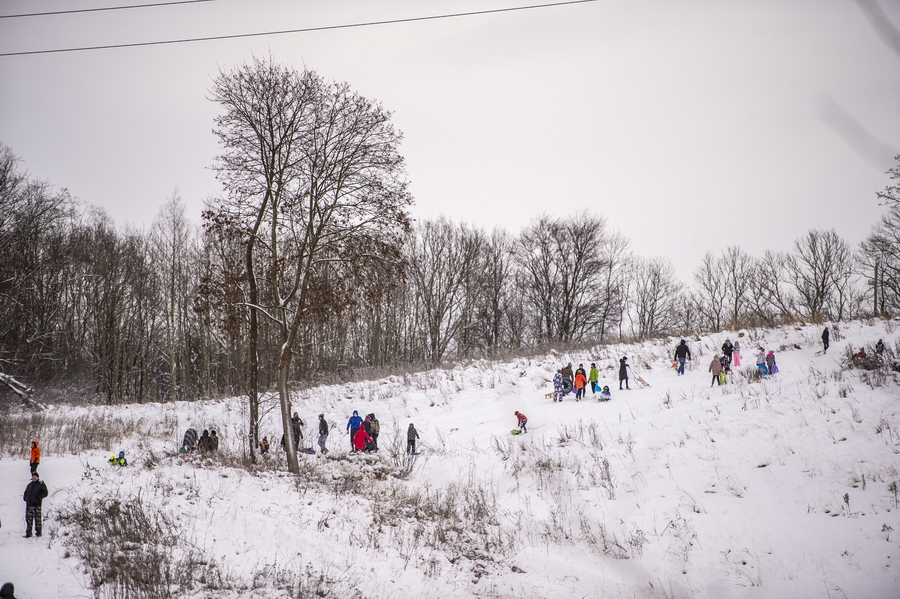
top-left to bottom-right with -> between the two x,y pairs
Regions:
346,411 -> 363,450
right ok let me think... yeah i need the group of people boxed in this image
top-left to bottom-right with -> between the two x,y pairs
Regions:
181,427 -> 220,454
345,411 -> 382,453
551,362 -> 612,401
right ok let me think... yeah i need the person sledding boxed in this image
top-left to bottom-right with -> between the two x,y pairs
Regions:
514,411 -> 528,434
108,450 -> 127,466
599,385 -> 612,402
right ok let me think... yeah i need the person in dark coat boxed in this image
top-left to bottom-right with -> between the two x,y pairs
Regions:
318,414 -> 329,454
822,327 -> 830,354
198,430 -> 212,453
368,414 -> 381,450
674,340 -> 692,375
721,339 -> 734,369
291,412 -> 305,450
23,472 -> 48,538
407,423 -> 420,454
0,582 -> 17,598
618,357 -> 630,390
209,430 -> 219,451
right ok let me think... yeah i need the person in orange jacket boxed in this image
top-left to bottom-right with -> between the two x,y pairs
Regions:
29,441 -> 40,475
573,371 -> 587,401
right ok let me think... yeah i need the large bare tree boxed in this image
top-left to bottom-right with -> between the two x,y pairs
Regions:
209,57 -> 411,473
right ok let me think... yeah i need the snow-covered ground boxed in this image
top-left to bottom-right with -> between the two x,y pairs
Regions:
1,320 -> 899,598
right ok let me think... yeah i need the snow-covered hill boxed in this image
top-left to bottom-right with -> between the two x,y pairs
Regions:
1,320 -> 899,598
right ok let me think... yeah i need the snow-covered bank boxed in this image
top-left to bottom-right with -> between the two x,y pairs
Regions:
1,320 -> 899,598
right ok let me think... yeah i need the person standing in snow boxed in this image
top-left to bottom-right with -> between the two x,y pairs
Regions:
291,412 -> 305,450
822,327 -> 830,354
346,410 -> 363,451
573,370 -> 587,401
368,414 -> 381,450
732,340 -> 742,367
198,430 -> 212,453
875,339 -> 885,354
0,582 -> 17,598
29,440 -> 40,475
756,350 -> 768,374
674,340 -> 692,375
588,363 -> 599,395
23,472 -> 48,538
259,436 -> 270,454
553,369 -> 564,402
709,355 -> 723,387
766,350 -> 777,374
618,356 -> 630,390
209,430 -> 219,451
721,339 -> 734,369
318,414 -> 329,454
514,411 -> 528,433
407,423 -> 420,454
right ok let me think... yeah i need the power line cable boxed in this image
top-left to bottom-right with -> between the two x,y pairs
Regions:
0,0 -> 600,57
0,0 -> 217,20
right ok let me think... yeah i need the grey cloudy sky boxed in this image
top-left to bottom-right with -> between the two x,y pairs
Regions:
1,0 -> 898,279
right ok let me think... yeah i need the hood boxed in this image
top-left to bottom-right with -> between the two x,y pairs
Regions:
32,440 -> 39,447
353,410 -> 359,416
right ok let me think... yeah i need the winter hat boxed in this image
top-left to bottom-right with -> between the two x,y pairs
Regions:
514,411 -> 520,415
364,418 -> 370,422
319,414 -> 324,419
0,582 -> 15,598
591,362 -> 596,367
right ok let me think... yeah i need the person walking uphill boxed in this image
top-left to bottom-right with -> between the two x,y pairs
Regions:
407,423 -> 420,454
29,441 -> 40,475
619,356 -> 630,390
709,355 -> 724,387
822,327 -> 830,354
23,472 -> 48,538
346,410 -> 363,451
721,339 -> 734,369
674,340 -> 691,375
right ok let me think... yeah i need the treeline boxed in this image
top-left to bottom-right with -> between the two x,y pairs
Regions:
1,142 -> 899,403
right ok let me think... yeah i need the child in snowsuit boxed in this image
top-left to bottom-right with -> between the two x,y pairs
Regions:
766,350 -> 777,374
29,441 -> 40,475
709,356 -> 723,386
553,370 -> 564,402
514,411 -> 527,433
109,451 -> 127,466
599,385 -> 611,402
756,351 -> 768,375
407,423 -> 419,454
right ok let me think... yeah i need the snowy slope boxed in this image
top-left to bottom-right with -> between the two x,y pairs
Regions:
1,320 -> 899,598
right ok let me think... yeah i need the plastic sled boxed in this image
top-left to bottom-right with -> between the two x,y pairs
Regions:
511,429 -> 521,435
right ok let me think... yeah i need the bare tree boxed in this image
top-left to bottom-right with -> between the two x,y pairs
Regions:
693,251 -> 727,332
786,229 -> 855,320
860,205 -> 900,316
210,58 -> 411,473
630,256 -> 683,339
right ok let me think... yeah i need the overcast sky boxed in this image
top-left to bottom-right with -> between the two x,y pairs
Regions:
1,0 -> 898,280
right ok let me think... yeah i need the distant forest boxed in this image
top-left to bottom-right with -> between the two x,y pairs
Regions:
1,62 -> 898,406
2,139 -> 897,404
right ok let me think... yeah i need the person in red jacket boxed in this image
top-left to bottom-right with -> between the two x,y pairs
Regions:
514,411 -> 528,433
352,426 -> 373,453
29,441 -> 40,475
573,371 -> 587,401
